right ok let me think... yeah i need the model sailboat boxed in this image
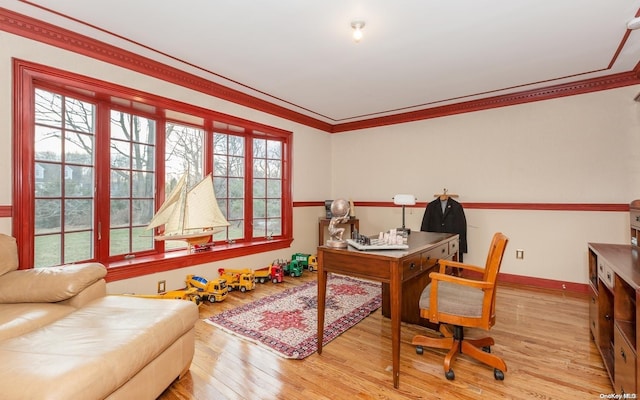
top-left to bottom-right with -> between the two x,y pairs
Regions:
146,173 -> 230,250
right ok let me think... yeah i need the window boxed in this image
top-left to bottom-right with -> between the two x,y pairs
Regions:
33,89 -> 96,267
14,61 -> 292,279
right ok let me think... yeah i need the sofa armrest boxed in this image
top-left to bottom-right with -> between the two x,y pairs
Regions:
0,262 -> 107,304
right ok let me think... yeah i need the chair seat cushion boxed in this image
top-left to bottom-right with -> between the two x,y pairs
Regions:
419,281 -> 484,318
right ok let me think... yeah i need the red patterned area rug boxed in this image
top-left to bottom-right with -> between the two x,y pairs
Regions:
204,274 -> 381,359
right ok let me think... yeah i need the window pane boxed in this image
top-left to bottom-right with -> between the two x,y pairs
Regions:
229,199 -> 244,220
35,89 -> 63,127
35,199 -> 61,234
266,179 -> 281,198
64,166 -> 94,197
229,177 -> 244,198
64,199 -> 93,231
253,178 -> 265,198
110,140 -> 131,168
132,227 -> 153,252
267,218 -> 282,236
111,170 -> 131,198
110,199 -> 130,227
267,159 -> 281,179
166,123 -> 204,181
133,199 -> 154,225
65,97 -> 95,133
35,235 -> 61,268
253,159 -> 266,178
132,171 -> 154,198
64,231 -> 93,263
35,163 -> 61,197
110,111 -> 131,141
253,138 -> 266,158
35,127 -> 62,162
109,228 -> 130,255
133,143 -> 155,171
267,199 -> 281,218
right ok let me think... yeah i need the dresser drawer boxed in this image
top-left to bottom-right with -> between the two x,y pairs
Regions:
598,260 -> 615,290
615,326 -> 637,395
401,255 -> 422,280
631,209 -> 640,231
589,285 -> 598,344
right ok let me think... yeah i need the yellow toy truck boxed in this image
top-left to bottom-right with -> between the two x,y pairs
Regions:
185,274 -> 228,303
217,268 -> 255,292
131,287 -> 203,306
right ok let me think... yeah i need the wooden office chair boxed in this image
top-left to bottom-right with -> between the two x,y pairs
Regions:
411,232 -> 509,380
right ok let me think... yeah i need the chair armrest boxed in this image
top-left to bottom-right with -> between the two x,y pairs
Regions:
437,259 -> 486,274
429,272 -> 493,290
0,262 -> 107,304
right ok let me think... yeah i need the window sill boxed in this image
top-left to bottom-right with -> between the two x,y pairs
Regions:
105,237 -> 293,282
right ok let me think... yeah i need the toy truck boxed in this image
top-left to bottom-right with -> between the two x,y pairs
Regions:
185,274 -> 228,303
131,287 -> 203,306
217,268 -> 255,292
254,263 -> 284,284
283,257 -> 304,277
289,253 -> 319,272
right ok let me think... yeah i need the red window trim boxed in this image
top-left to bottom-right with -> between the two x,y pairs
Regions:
13,58 -> 293,281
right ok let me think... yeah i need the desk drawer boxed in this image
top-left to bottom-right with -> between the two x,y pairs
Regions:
448,240 -> 458,256
401,255 -> 422,280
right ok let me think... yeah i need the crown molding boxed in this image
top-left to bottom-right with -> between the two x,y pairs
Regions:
1,7 -> 639,134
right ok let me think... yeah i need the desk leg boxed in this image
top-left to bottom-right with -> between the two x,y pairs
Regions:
390,264 -> 401,388
317,252 -> 327,355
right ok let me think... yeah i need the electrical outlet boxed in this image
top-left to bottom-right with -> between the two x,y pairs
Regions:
157,280 -> 166,293
516,249 -> 524,259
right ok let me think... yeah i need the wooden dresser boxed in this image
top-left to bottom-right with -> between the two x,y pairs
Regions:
588,200 -> 640,394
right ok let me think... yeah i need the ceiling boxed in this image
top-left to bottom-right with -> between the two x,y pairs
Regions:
5,0 -> 640,127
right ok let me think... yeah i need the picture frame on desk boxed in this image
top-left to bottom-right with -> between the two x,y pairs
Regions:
324,200 -> 333,219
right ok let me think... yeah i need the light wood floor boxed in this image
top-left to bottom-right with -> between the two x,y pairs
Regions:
159,272 -> 612,400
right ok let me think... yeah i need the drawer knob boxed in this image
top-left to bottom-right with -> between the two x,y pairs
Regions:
605,314 -> 611,321
620,347 -> 626,363
409,262 -> 416,270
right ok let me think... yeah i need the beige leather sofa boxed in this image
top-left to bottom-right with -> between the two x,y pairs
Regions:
0,234 -> 199,400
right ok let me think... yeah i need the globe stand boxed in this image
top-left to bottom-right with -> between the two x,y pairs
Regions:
326,239 -> 348,248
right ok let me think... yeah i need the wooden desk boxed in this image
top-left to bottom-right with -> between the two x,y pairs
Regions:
318,217 -> 359,246
317,231 -> 459,388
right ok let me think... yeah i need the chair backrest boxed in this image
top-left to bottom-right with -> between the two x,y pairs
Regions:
482,232 -> 509,326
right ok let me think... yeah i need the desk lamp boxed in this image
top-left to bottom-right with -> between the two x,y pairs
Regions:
393,194 -> 416,234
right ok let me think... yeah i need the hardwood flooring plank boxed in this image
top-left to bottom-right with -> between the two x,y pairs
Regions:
159,274 -> 612,399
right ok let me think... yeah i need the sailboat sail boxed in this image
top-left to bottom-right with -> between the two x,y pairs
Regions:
146,173 -> 230,242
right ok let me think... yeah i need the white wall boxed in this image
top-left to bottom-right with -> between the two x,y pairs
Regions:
1,30 -> 638,292
331,87 -> 640,284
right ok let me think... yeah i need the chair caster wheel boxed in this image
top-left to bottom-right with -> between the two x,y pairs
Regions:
494,368 -> 504,380
415,346 -> 423,355
445,369 -> 455,380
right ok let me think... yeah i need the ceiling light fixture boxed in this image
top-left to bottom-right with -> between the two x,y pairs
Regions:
351,20 -> 365,42
628,16 -> 640,30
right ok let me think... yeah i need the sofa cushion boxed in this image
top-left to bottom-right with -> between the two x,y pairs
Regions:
0,234 -> 18,276
0,262 -> 106,303
0,295 -> 199,400
0,303 -> 76,341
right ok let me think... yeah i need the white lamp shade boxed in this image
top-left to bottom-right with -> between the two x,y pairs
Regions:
393,194 -> 416,206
